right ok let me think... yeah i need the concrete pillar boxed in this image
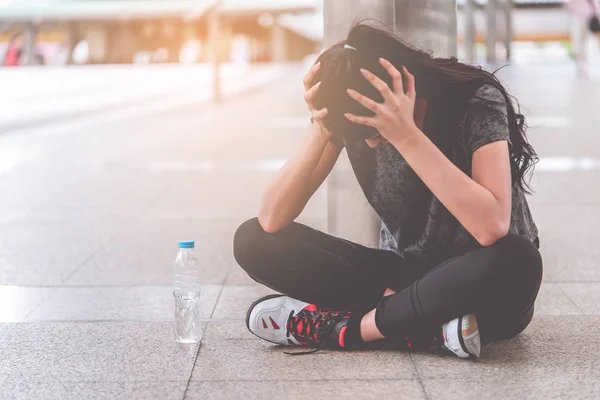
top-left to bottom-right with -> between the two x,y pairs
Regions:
323,0 -> 394,43
464,0 -> 476,63
207,10 -> 222,103
393,0 -> 458,58
86,24 -> 109,64
270,22 -> 286,62
486,0 -> 499,63
65,23 -> 79,65
503,0 -> 513,61
323,0 -> 458,246
21,22 -> 37,66
323,0 -> 394,247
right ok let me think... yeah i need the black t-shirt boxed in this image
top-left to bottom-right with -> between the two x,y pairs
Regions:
342,84 -> 538,266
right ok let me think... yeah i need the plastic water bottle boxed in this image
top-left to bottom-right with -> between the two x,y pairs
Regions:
173,241 -> 202,343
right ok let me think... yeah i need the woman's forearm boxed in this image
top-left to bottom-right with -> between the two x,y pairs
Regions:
258,126 -> 333,232
391,129 -> 510,246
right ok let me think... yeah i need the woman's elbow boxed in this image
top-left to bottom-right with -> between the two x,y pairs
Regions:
257,209 -> 293,234
475,219 -> 510,247
258,197 -> 281,233
257,214 -> 280,234
258,196 -> 295,234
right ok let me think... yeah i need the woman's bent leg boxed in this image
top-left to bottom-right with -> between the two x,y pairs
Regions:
233,218 -> 421,311
374,235 -> 543,347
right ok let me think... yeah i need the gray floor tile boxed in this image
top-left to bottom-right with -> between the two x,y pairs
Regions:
0,171 -> 54,213
0,381 -> 187,400
534,283 -> 582,316
65,221 -> 236,286
191,339 -> 417,381
203,320 -> 258,341
224,265 -> 256,286
186,380 -> 426,400
533,173 -> 600,205
534,205 -> 600,282
542,255 -> 600,283
0,286 -> 56,322
212,285 -> 278,320
25,285 -> 221,322
0,207 -> 30,223
0,222 -> 110,285
17,169 -> 163,222
65,245 -> 185,286
423,377 -> 600,400
145,174 -> 266,220
541,269 -> 554,283
25,199 -> 155,222
0,322 -> 200,382
412,317 -> 600,380
560,283 -> 600,315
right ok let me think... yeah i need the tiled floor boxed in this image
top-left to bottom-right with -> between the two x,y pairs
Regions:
1,62 -> 599,399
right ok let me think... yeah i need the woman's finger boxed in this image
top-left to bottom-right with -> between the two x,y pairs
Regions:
360,68 -> 395,104
402,66 -> 416,101
313,108 -> 328,121
344,113 -> 378,128
347,89 -> 380,113
379,58 -> 404,97
303,62 -> 321,90
304,81 -> 321,107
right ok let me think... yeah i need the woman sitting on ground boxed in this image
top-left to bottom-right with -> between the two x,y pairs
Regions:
233,23 -> 542,359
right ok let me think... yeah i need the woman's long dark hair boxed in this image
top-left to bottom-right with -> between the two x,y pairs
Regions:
312,22 -> 538,193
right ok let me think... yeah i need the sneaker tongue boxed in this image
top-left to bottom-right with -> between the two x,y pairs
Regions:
296,320 -> 304,335
303,304 -> 317,312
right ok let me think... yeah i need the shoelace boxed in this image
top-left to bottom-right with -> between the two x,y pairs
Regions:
284,309 -> 350,356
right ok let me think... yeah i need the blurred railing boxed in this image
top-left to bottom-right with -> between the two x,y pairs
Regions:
460,0 -> 571,63
458,0 -> 564,6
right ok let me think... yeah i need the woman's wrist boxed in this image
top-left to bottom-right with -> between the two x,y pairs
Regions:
389,125 -> 423,152
309,120 -> 333,143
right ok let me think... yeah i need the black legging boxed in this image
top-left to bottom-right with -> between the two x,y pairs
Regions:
233,218 -> 543,347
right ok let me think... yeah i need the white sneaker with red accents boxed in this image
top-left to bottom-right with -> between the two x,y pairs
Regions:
441,314 -> 481,359
246,295 -> 308,346
245,294 -> 353,350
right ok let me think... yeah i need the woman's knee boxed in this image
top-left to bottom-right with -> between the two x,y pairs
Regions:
495,234 -> 542,263
233,217 -> 269,271
489,234 -> 543,284
476,236 -> 542,341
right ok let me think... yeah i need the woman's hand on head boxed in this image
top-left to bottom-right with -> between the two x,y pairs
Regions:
345,59 -> 420,145
303,61 -> 332,141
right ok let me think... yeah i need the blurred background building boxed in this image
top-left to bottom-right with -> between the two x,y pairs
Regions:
0,0 -> 321,66
0,0 -> 589,67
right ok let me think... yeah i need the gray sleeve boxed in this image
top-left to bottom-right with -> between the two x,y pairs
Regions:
462,84 -> 511,155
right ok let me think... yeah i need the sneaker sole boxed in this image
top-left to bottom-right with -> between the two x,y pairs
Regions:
245,293 -> 286,344
457,315 -> 481,359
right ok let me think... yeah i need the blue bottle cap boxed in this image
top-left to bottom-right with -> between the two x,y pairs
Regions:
178,241 -> 195,249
